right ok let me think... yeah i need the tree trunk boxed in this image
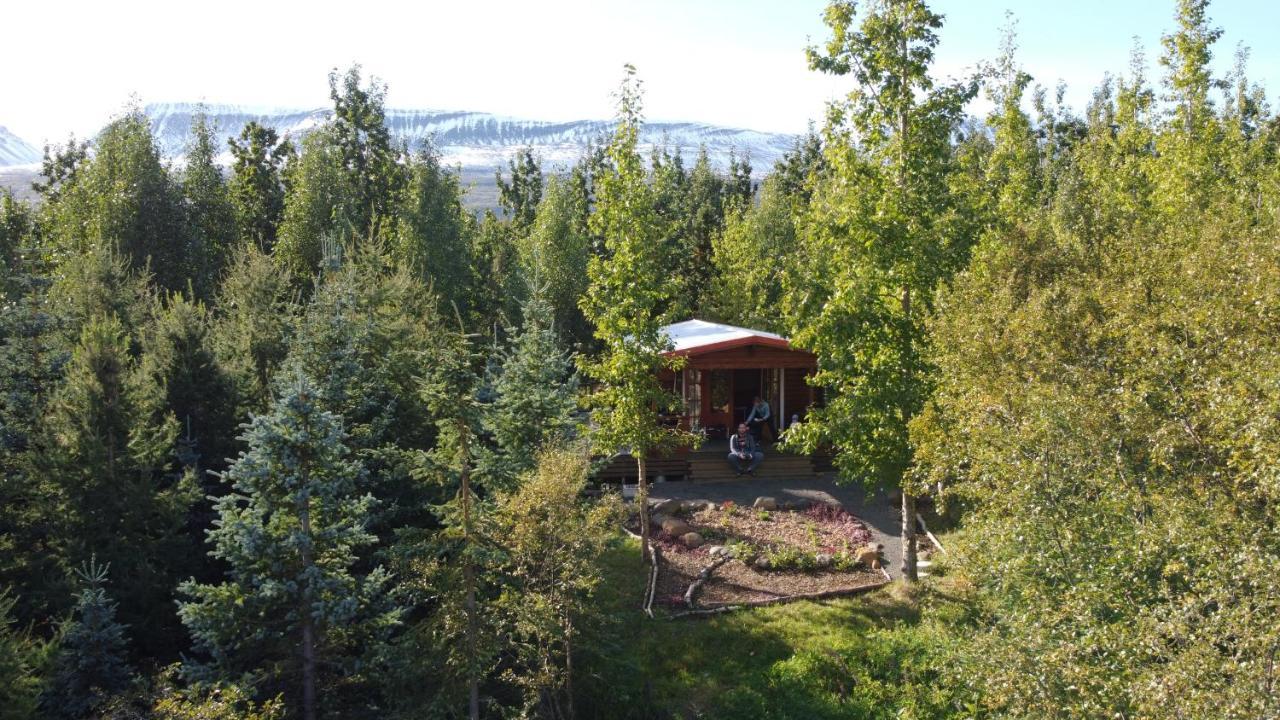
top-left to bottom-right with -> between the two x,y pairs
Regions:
563,617 -> 576,720
461,423 -> 480,720
298,470 -> 317,720
899,283 -> 918,583
637,455 -> 651,564
901,490 -> 919,582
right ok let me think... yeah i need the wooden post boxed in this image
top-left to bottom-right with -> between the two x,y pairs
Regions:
779,368 -> 786,433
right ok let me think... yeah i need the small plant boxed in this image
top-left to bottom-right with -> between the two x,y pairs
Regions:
722,500 -> 738,517
805,521 -> 821,549
755,509 -> 772,522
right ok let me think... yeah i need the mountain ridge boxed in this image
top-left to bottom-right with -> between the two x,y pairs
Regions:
141,102 -> 795,173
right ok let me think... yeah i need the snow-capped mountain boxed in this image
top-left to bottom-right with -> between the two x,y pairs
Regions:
142,102 -> 795,173
0,126 -> 41,167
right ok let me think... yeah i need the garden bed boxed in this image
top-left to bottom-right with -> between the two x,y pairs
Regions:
633,500 -> 888,610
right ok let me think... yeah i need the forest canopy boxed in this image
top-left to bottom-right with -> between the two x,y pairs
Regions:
1,1 -> 1278,718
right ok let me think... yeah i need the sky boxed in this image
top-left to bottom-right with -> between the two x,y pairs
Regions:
4,0 -> 1280,146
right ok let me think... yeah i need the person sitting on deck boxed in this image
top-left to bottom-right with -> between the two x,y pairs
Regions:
728,422 -> 764,476
745,395 -> 776,443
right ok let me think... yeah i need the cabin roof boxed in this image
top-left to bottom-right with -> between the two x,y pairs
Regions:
661,319 -> 792,356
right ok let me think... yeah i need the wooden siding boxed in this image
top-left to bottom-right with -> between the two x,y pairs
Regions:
680,343 -> 817,370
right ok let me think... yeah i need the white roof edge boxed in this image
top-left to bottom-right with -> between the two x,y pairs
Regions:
661,319 -> 789,352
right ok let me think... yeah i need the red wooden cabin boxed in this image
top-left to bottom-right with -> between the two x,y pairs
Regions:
597,320 -> 823,484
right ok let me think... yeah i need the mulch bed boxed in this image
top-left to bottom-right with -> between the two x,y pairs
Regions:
637,503 -> 887,609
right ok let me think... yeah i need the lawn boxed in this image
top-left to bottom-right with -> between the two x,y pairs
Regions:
575,537 -> 980,720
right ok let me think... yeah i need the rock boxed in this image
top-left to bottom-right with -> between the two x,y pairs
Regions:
652,499 -> 682,515
815,553 -> 834,569
658,516 -> 692,536
682,499 -> 716,513
753,556 -> 772,570
681,532 -> 705,549
707,545 -> 728,558
752,496 -> 777,511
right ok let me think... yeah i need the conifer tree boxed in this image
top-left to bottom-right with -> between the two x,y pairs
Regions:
42,559 -> 133,720
483,288 -> 580,488
178,370 -> 396,720
417,328 -> 492,720
210,247 -> 296,416
579,66 -> 692,562
496,148 -> 543,232
139,293 -> 239,481
227,121 -> 293,253
38,312 -> 195,656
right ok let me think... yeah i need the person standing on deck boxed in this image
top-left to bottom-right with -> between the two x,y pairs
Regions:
745,395 -> 776,443
728,422 -> 764,475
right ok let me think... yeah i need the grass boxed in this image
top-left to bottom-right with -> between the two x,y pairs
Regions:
575,537 -> 980,720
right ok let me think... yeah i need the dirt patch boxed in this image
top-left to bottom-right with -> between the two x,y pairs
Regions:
638,503 -> 886,608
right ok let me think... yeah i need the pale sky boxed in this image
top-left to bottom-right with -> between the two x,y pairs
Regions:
5,0 -> 1279,146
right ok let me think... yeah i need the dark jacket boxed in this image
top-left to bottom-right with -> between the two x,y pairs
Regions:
730,432 -> 758,455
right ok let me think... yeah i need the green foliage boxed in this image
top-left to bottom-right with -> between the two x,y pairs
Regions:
150,669 -> 284,720
390,149 -> 472,311
178,370 -> 397,709
495,147 -> 543,232
488,447 -> 622,717
0,592 -> 45,720
42,559 -> 134,719
139,293 -> 239,477
707,176 -> 799,332
786,0 -> 977,488
482,289 -> 581,488
37,312 -> 196,657
180,111 -> 238,300
579,66 -> 694,557
227,121 -> 293,253
909,3 -> 1280,716
46,109 -> 191,292
285,248 -> 442,534
517,174 -> 593,346
209,247 -> 296,416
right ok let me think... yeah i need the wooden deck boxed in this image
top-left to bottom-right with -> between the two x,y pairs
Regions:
594,440 -> 825,484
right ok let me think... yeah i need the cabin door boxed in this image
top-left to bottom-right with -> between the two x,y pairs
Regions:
702,369 -> 733,438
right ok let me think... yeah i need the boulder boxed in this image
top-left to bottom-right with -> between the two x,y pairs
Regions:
652,499 -> 682,515
658,516 -> 692,536
707,545 -> 728,558
681,532 -> 705,549
752,496 -> 778,511
753,556 -> 772,570
682,499 -> 716,514
815,553 -> 834,569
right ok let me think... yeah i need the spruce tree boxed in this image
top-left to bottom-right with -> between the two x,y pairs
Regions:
178,370 -> 396,720
37,313 -> 195,657
483,288 -> 580,488
42,559 -> 133,720
210,247 -> 297,417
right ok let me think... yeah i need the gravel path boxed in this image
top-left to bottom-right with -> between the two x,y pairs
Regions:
647,474 -> 905,579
